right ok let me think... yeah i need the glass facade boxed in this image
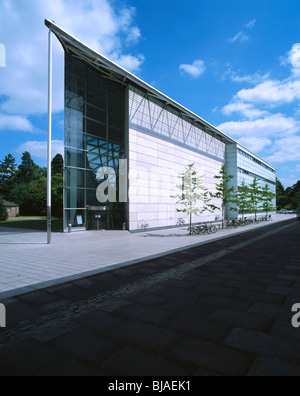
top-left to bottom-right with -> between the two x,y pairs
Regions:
236,147 -> 276,198
64,54 -> 127,230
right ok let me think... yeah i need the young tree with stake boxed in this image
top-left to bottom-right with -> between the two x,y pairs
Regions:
172,164 -> 212,235
210,165 -> 236,229
248,177 -> 262,222
234,181 -> 251,223
261,184 -> 275,219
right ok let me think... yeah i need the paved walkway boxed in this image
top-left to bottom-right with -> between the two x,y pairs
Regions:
0,217 -> 299,376
0,214 -> 296,298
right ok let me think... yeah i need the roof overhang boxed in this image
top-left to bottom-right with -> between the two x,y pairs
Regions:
45,19 -> 237,146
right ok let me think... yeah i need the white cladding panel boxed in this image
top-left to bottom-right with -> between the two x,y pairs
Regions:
128,128 -> 225,231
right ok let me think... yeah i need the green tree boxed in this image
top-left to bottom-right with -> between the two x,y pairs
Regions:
261,184 -> 275,218
276,178 -> 288,210
16,151 -> 39,184
286,181 -> 300,210
9,183 -> 33,216
52,173 -> 63,218
0,198 -> 8,222
28,177 -> 47,216
234,181 -> 251,223
52,154 -> 63,176
248,177 -> 262,221
0,154 -> 17,199
210,165 -> 236,229
172,164 -> 212,235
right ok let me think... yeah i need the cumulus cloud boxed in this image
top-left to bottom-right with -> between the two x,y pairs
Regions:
222,102 -> 269,120
179,60 -> 206,78
266,135 -> 300,164
115,54 -> 145,73
237,137 -> 272,153
290,44 -> 300,69
16,140 -> 64,161
218,42 -> 300,177
0,0 -> 144,116
281,43 -> 300,76
236,80 -> 300,105
0,114 -> 33,132
218,114 -> 300,139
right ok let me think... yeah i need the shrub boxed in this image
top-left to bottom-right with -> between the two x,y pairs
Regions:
0,199 -> 8,222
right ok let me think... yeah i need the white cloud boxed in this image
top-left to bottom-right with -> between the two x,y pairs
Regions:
179,60 -> 206,78
17,140 -> 64,161
0,114 -> 33,132
237,137 -> 272,153
281,43 -> 300,76
229,31 -> 249,44
0,0 -> 144,116
222,102 -> 269,120
220,66 -> 270,85
266,135 -> 300,164
229,18 -> 256,44
290,44 -> 300,68
246,19 -> 256,29
231,72 -> 270,84
126,26 -> 141,44
218,114 -> 300,139
236,80 -> 300,105
115,54 -> 145,73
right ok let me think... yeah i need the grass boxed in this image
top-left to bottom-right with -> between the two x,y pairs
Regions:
0,216 -> 63,232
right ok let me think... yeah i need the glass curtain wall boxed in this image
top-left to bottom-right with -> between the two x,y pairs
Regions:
64,54 -> 126,230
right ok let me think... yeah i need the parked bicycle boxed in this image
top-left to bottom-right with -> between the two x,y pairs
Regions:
224,219 -> 238,229
139,221 -> 149,231
177,218 -> 186,226
188,223 -> 218,235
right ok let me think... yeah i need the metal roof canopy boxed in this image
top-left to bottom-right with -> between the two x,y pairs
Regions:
44,19 -> 276,170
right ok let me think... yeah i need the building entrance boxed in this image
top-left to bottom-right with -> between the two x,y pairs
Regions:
87,206 -> 111,230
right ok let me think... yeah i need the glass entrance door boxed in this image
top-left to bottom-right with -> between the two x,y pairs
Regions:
87,206 -> 110,230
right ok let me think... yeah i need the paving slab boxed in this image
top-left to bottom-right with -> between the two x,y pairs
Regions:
0,214 -> 296,298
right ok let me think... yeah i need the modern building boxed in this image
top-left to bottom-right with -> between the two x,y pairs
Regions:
45,20 -> 276,232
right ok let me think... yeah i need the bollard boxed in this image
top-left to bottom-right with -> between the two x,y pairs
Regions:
123,222 -> 126,231
68,224 -> 72,233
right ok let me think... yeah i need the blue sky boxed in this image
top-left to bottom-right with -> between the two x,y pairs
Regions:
0,0 -> 300,187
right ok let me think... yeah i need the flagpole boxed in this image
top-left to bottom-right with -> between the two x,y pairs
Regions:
47,28 -> 52,244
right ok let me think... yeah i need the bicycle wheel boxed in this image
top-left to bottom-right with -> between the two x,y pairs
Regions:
210,225 -> 218,234
198,225 -> 207,234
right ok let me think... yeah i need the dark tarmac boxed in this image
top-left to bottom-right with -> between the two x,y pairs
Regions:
0,218 -> 299,376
